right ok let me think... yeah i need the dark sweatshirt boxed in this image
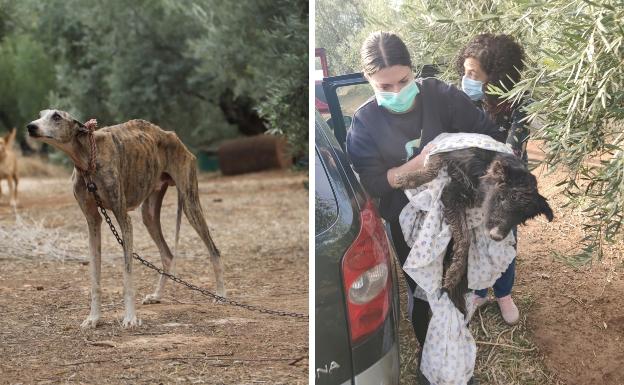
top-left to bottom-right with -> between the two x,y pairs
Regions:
346,77 -> 506,221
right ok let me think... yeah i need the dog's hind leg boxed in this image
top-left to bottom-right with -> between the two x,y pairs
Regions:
141,184 -> 175,304
441,188 -> 471,316
78,199 -> 103,328
174,165 -> 225,298
112,208 -> 140,327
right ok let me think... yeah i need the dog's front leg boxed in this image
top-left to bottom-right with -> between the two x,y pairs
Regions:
80,202 -> 102,328
10,175 -> 18,207
115,211 -> 140,328
394,157 -> 443,190
7,175 -> 16,207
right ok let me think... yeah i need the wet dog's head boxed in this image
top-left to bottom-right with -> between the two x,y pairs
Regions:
26,109 -> 85,145
480,154 -> 554,241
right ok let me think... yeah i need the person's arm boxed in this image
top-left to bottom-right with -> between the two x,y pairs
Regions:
347,114 -> 433,195
386,142 -> 434,188
386,81 -> 503,186
346,118 -> 395,197
507,104 -> 530,158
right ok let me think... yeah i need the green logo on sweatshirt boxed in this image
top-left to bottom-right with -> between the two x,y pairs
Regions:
405,138 -> 421,160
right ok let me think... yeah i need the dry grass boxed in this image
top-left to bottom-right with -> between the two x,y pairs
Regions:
13,153 -> 71,177
0,212 -> 86,262
0,168 -> 308,384
470,295 -> 562,385
397,280 -> 561,385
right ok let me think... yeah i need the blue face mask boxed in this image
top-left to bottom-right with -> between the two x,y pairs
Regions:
375,80 -> 420,113
461,75 -> 485,101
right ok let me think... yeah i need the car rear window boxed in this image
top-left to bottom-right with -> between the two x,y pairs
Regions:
315,149 -> 338,235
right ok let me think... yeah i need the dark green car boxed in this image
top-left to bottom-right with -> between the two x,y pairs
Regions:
315,106 -> 401,385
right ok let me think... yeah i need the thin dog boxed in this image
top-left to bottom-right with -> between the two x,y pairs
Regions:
27,110 -> 225,328
0,128 -> 18,207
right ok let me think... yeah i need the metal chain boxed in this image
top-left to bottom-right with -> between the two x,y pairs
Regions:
85,181 -> 308,320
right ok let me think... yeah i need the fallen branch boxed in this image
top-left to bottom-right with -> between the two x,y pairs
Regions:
476,340 -> 537,352
478,308 -> 489,339
84,339 -> 116,348
561,293 -> 584,307
288,356 -> 307,366
59,359 -> 110,366
159,354 -> 301,362
160,352 -> 234,360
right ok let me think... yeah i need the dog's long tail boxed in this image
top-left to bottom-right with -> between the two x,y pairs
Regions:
174,188 -> 183,259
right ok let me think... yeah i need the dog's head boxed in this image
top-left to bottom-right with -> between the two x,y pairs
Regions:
27,109 -> 86,145
0,128 -> 16,160
480,153 -> 554,241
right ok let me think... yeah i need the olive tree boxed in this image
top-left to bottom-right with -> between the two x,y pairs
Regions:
316,0 -> 624,260
403,0 -> 624,259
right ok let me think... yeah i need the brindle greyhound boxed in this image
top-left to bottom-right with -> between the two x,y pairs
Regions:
27,109 -> 225,328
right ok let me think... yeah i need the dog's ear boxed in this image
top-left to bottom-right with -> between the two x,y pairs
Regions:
537,194 -> 554,222
485,158 -> 507,183
4,128 -> 16,147
73,119 -> 89,134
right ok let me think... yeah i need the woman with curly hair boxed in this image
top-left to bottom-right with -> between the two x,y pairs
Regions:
457,33 -> 530,325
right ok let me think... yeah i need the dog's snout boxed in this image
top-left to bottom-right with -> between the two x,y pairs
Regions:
27,123 -> 38,135
489,227 -> 505,241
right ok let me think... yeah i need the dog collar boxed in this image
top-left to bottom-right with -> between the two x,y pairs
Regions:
76,118 -> 98,178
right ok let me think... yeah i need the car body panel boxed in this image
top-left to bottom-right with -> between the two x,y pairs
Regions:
315,111 -> 400,385
315,118 -> 359,385
339,344 -> 400,385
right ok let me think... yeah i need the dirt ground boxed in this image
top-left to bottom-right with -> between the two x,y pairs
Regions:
520,164 -> 624,385
0,167 -> 308,384
398,141 -> 624,385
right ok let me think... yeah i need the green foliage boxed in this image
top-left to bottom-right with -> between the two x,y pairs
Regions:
187,0 -> 309,155
252,1 -> 309,156
315,0 -> 400,75
32,0 -> 238,148
0,33 -> 55,139
316,0 -> 624,253
0,0 -> 307,155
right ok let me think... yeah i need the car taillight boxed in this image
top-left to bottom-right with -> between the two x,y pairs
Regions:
342,199 -> 393,344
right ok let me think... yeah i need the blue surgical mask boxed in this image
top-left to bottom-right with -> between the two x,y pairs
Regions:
375,80 -> 419,113
461,75 -> 485,101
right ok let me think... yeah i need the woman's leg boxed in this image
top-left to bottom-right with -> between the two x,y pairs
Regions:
389,219 -> 431,346
493,226 -> 518,298
493,258 -> 516,298
475,226 -> 518,299
494,227 -> 519,325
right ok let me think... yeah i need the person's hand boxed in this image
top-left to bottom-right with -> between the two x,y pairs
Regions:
387,142 -> 436,188
407,142 -> 436,171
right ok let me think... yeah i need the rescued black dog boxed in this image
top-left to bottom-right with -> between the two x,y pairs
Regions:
396,148 -> 554,315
